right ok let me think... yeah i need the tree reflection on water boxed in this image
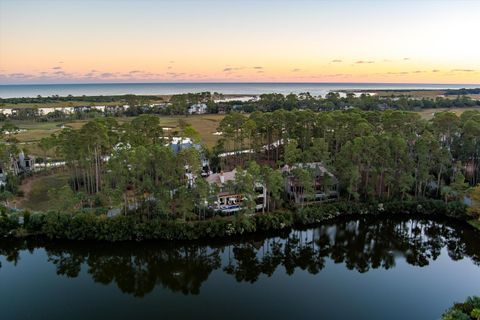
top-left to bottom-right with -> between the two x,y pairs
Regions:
0,216 -> 479,297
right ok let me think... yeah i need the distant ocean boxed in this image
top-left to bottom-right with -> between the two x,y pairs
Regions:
0,82 -> 479,99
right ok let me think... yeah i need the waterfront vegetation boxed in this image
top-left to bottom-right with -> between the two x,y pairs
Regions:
0,200 -> 467,241
442,296 -> 480,320
1,92 -> 480,240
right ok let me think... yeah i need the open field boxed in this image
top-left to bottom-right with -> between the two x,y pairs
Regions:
0,100 -> 127,109
416,106 -> 480,120
0,94 -> 252,109
348,89 -> 480,100
10,114 -> 225,156
16,172 -> 70,211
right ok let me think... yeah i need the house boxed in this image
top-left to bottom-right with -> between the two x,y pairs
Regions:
91,105 -> 106,112
168,137 -> 210,175
0,151 -> 36,187
149,103 -> 167,110
0,108 -> 13,116
12,151 -> 36,175
188,103 -> 207,115
205,169 -> 267,213
282,162 -> 338,204
38,107 -> 56,115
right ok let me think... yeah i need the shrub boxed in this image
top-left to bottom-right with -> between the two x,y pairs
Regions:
0,212 -> 20,236
255,211 -> 293,231
0,199 -> 469,241
442,296 -> 480,320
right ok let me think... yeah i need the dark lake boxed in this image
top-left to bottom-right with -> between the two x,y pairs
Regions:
1,216 -> 479,320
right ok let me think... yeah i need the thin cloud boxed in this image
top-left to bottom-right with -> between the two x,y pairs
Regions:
403,57 -> 411,61
128,70 -> 142,74
355,60 -> 375,64
8,73 -> 30,78
167,72 -> 186,77
223,66 -> 244,72
432,69 -> 440,73
327,73 -> 351,77
451,69 -> 475,72
253,66 -> 263,70
291,68 -> 301,72
52,66 -> 63,70
331,59 -> 342,63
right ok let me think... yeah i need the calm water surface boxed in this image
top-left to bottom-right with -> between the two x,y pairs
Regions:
1,216 -> 479,320
1,82 -> 479,98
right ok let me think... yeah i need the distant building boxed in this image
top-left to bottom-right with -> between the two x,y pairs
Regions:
91,105 -> 106,112
0,109 -> 13,116
188,103 -> 207,115
0,151 -> 36,187
38,107 -> 74,115
149,103 -> 167,110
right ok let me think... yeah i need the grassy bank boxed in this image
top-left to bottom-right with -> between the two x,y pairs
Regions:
0,199 -> 470,242
468,219 -> 480,231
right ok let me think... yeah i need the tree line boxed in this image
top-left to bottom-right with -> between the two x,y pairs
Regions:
1,91 -> 479,121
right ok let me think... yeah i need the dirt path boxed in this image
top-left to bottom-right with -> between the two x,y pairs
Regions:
14,175 -> 39,209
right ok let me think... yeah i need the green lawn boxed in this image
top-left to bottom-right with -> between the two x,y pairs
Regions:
468,219 -> 480,231
416,107 -> 480,120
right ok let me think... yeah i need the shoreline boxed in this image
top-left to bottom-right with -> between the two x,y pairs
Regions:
1,199 -> 476,242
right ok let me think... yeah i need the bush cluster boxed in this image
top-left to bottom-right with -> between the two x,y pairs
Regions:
294,200 -> 467,225
0,199 -> 468,242
442,296 -> 480,320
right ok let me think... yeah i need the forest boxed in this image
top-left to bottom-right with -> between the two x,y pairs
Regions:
2,107 -> 480,222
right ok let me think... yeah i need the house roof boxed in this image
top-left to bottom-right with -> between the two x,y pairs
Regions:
205,169 -> 237,186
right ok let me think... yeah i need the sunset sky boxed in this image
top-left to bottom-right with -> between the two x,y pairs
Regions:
0,0 -> 479,84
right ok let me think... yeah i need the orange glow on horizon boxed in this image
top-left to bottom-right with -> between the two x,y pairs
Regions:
1,0 -> 479,84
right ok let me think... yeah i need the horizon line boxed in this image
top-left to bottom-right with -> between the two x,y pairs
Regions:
1,81 -> 480,87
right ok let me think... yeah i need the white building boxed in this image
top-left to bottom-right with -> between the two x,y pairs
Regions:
0,109 -> 13,116
91,105 -> 106,112
188,103 -> 207,115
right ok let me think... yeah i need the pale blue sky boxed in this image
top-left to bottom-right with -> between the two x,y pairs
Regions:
1,0 -> 479,83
